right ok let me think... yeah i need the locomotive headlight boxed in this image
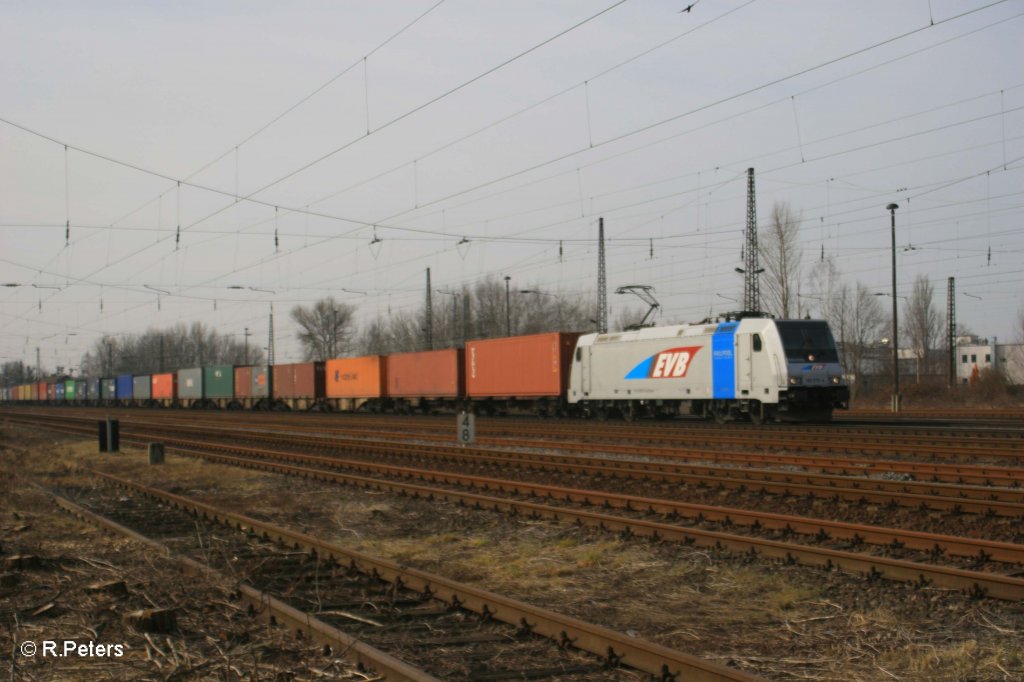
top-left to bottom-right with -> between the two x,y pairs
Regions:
789,376 -> 802,385
831,376 -> 841,385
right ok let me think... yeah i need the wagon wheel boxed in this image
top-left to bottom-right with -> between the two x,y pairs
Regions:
594,405 -> 610,421
620,402 -> 636,422
749,402 -> 764,426
711,405 -> 729,424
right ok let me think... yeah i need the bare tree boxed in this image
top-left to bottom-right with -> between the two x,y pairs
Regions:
905,275 -> 943,383
612,305 -> 646,332
1,360 -> 31,386
844,282 -> 886,401
291,297 -> 357,361
357,280 -> 595,354
78,323 -> 260,377
806,256 -> 849,358
759,201 -> 803,318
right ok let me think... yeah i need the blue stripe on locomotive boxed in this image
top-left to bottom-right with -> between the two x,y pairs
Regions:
712,322 -> 737,399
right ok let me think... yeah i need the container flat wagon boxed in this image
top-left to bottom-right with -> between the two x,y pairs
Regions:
86,378 -> 101,405
272,362 -> 325,410
101,378 -> 116,404
177,368 -> 203,408
151,373 -> 177,407
115,374 -> 133,406
75,379 -> 90,402
234,366 -> 269,409
325,356 -> 386,411
133,375 -> 152,405
386,348 -> 464,413
466,332 -> 581,416
204,365 -> 234,408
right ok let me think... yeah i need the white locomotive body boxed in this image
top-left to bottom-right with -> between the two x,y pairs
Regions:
568,316 -> 848,422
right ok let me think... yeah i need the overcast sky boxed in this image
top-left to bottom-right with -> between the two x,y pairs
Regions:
2,0 -> 1022,371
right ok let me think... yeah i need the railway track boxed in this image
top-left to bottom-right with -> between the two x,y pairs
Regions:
16,414 -> 1024,602
9,409 -> 1024,489
52,471 -> 759,682
6,407 -> 1023,454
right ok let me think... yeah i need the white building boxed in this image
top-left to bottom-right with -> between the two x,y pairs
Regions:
955,336 -> 1024,385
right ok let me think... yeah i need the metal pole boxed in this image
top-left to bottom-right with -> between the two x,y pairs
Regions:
887,203 -> 900,413
597,217 -> 607,333
244,327 -> 249,364
425,268 -> 433,350
504,275 -> 511,336
947,277 -> 955,389
452,294 -> 458,347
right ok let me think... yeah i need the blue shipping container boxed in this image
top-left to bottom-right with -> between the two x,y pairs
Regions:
116,374 -> 134,400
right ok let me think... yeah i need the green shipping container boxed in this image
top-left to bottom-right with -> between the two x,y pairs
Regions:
65,379 -> 76,400
203,365 -> 234,399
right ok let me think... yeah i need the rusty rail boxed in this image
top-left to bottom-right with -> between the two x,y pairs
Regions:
47,487 -> 442,681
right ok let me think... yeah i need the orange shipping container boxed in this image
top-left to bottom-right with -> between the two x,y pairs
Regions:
326,356 -> 386,398
466,332 -> 581,398
151,373 -> 177,400
234,366 -> 253,398
273,362 -> 325,399
386,349 -> 463,398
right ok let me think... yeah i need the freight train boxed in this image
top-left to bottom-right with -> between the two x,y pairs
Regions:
1,315 -> 849,422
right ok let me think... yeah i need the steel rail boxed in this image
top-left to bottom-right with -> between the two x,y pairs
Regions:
119,425 -> 1024,514
18,410 -> 1021,497
154,440 -> 1024,564
6,409 -> 1024,487
180,424 -> 1024,503
113,413 -> 1024,488
11,415 -> 1024,515
45,487 -> 441,681
88,469 -> 763,682
92,440 -> 1024,602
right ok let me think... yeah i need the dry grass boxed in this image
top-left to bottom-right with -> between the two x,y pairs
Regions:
5,419 -> 1024,681
0,432 -> 367,680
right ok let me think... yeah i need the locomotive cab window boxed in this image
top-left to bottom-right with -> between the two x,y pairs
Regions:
752,334 -> 762,352
775,321 -> 839,363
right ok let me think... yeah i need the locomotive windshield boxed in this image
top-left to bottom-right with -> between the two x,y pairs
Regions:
776,321 -> 839,363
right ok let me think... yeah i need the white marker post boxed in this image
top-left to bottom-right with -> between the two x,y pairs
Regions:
457,410 -> 475,446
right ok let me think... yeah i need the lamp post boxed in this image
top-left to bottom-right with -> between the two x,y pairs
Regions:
504,276 -> 511,336
886,202 -> 900,414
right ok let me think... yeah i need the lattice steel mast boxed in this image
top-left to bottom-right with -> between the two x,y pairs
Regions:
597,217 -> 607,333
743,168 -> 761,312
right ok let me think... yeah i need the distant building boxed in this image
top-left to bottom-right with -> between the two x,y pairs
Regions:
955,336 -> 1024,385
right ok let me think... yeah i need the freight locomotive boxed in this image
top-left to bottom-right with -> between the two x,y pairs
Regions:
2,314 -> 849,423
569,315 -> 847,423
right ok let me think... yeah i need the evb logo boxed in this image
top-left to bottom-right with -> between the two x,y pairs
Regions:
625,346 -> 702,380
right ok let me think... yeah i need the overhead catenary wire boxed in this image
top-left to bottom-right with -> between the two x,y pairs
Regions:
4,2 -> 1019,358
2,2 -> 1015,266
